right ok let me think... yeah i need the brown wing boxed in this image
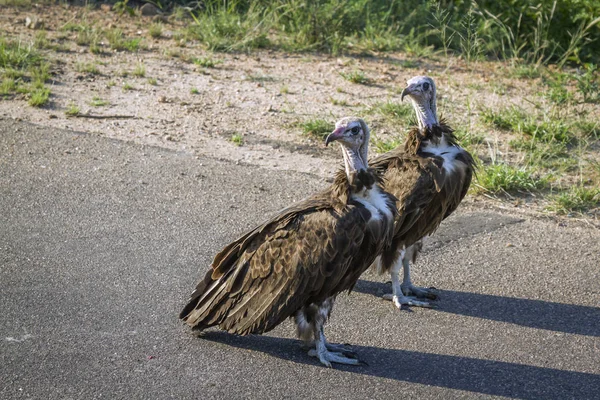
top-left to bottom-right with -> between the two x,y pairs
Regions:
180,189 -> 380,336
371,149 -> 444,240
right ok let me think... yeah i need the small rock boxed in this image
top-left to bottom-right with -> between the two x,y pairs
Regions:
25,16 -> 44,30
100,4 -> 112,12
140,3 -> 161,16
506,243 -> 514,248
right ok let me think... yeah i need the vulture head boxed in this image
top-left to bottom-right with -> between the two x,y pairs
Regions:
326,117 -> 370,174
401,76 -> 438,129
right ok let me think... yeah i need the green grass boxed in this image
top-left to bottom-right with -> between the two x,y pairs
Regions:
0,77 -> 16,96
481,107 -> 575,144
33,31 -> 51,50
0,0 -> 36,6
132,63 -> 146,77
367,101 -> 413,124
454,127 -> 485,148
340,70 -> 369,84
2,68 -> 24,80
187,2 -> 271,52
61,22 -> 90,32
192,56 -> 221,68
149,23 -> 163,39
508,64 -> 541,79
190,87 -> 199,94
76,62 -> 100,75
0,36 -> 53,106
547,186 -> 600,214
64,23 -> 103,51
574,63 -> 600,103
106,29 -> 142,52
299,118 -> 334,140
30,62 -> 50,82
122,82 -> 134,91
147,77 -> 158,85
371,135 -> 402,153
231,133 -> 243,146
0,37 -> 42,70
28,85 -> 50,107
543,73 -> 574,105
89,96 -> 109,107
75,29 -> 92,46
65,102 -> 80,116
397,59 -> 420,69
329,97 -> 349,106
475,163 -> 549,194
510,137 -> 574,170
178,0 -> 600,65
573,119 -> 600,139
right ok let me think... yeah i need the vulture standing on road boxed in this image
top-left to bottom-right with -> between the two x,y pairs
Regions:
180,117 -> 396,367
371,76 -> 475,309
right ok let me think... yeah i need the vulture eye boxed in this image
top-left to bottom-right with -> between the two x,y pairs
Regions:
422,82 -> 430,91
350,126 -> 360,135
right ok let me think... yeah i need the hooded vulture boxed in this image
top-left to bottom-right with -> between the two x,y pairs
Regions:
180,117 -> 396,367
371,76 -> 475,309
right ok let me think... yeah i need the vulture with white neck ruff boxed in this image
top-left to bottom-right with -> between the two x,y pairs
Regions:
371,76 -> 475,309
180,117 -> 396,367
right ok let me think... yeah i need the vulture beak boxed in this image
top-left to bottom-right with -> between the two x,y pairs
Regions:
325,126 -> 345,146
401,84 -> 417,101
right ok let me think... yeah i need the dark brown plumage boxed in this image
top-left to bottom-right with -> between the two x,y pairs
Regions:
371,76 -> 475,309
180,117 -> 396,367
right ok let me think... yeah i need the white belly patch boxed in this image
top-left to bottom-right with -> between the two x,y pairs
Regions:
421,138 -> 463,174
351,186 -> 393,223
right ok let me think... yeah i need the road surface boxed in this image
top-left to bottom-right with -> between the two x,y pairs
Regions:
1,120 -> 599,399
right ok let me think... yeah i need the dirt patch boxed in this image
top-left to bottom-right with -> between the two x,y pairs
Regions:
0,5 -> 477,175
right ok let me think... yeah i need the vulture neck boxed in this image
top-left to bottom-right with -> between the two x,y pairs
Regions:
412,98 -> 438,130
340,145 -> 368,178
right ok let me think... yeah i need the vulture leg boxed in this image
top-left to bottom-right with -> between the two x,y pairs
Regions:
298,298 -> 361,367
308,326 -> 361,368
382,245 -> 436,309
400,253 -> 438,303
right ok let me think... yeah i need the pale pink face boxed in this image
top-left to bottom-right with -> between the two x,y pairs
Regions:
325,117 -> 367,150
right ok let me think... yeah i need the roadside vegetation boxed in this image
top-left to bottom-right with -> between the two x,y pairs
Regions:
0,36 -> 53,107
1,0 -> 599,216
179,0 -> 600,65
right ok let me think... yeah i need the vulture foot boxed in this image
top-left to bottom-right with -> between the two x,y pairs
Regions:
402,283 -> 438,300
308,347 -> 363,368
382,293 -> 436,309
324,341 -> 354,354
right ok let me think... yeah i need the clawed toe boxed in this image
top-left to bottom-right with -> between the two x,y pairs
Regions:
402,284 -> 439,300
325,342 -> 356,356
383,293 -> 437,309
308,348 -> 363,367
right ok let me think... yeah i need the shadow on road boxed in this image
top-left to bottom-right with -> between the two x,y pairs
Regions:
354,279 -> 600,337
201,332 -> 599,399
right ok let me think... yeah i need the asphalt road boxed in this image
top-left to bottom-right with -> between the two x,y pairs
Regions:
1,120 -> 599,399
